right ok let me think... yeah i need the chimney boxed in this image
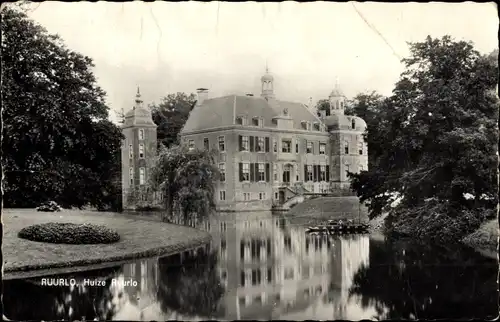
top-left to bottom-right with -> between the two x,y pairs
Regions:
196,88 -> 209,106
246,93 -> 254,97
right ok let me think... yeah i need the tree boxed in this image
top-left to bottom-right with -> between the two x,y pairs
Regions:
150,145 -> 220,222
315,99 -> 331,116
1,8 -> 123,209
150,92 -> 197,149
350,36 -> 498,242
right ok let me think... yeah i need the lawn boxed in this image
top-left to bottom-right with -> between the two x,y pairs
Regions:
3,209 -> 211,279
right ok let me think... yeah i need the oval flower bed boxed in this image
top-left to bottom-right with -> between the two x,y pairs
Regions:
18,222 -> 120,244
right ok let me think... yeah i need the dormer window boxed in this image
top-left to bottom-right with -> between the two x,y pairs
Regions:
341,101 -> 344,109
301,121 -> 307,130
351,119 -> 356,129
236,116 -> 243,125
313,122 -> 320,131
252,117 -> 261,126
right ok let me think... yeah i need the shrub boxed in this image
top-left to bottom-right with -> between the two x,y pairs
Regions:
36,201 -> 62,212
387,200 -> 488,243
18,222 -> 120,244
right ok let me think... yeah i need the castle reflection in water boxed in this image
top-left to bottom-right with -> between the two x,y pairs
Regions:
115,212 -> 372,320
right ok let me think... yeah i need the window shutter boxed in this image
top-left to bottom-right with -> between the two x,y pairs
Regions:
239,136 -> 243,151
250,163 -> 255,182
266,163 -> 270,182
313,165 -> 318,182
265,137 -> 270,152
326,165 -> 330,181
250,136 -> 255,152
255,163 -> 259,180
239,163 -> 243,181
304,165 -> 308,181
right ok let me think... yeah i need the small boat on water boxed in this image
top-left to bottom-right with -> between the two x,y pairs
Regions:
305,220 -> 370,234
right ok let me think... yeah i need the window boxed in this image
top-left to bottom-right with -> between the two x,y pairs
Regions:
188,140 -> 195,150
301,121 -> 307,130
257,137 -> 265,152
295,142 -> 299,154
273,139 -> 278,152
139,143 -> 145,158
352,119 -> 356,129
341,101 -> 344,109
219,163 -> 226,182
259,192 -> 266,200
218,136 -> 225,151
252,269 -> 262,285
252,117 -> 259,126
344,141 -> 349,154
243,192 -> 251,201
296,167 -> 300,181
242,136 -> 249,151
358,142 -> 363,155
313,123 -> 320,131
139,129 -> 144,140
319,143 -> 326,155
203,138 -> 209,150
236,116 -> 243,125
242,163 -> 250,181
284,267 -> 294,280
258,163 -> 265,181
139,167 -> 145,185
282,139 -> 291,153
273,164 -> 278,181
219,190 -> 226,201
129,167 -> 134,185
320,165 -> 326,181
274,192 -> 278,199
307,165 -> 313,181
129,144 -> 133,159
306,141 -> 313,154
345,164 -> 350,180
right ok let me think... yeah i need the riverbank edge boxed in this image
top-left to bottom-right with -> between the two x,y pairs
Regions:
3,209 -> 212,278
4,234 -> 212,274
369,214 -> 498,259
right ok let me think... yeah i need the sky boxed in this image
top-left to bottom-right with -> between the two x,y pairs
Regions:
21,1 -> 499,123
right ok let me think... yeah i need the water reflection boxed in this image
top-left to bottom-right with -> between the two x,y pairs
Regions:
3,212 -> 497,320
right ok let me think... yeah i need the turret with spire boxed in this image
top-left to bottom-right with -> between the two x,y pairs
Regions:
121,84 -> 158,210
261,63 -> 275,100
329,77 -> 345,115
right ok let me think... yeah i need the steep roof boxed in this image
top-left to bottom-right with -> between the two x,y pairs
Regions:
181,95 -> 323,133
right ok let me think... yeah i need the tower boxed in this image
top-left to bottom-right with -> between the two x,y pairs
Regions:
121,87 -> 158,209
260,65 -> 275,100
328,77 -> 346,115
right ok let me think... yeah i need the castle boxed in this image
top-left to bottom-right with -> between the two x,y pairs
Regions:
121,69 -> 368,211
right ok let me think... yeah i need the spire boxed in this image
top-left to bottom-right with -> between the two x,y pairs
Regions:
266,60 -> 269,74
335,76 -> 340,89
134,86 -> 144,110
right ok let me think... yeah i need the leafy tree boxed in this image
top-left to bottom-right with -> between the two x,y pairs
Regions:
150,92 -> 197,149
1,8 -> 123,209
150,145 -> 220,222
349,36 -> 499,242
315,98 -> 331,116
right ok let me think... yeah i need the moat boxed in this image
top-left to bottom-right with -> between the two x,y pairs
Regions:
3,212 -> 497,320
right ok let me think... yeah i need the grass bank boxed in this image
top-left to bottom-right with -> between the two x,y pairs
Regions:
285,196 -> 369,225
3,209 -> 211,279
